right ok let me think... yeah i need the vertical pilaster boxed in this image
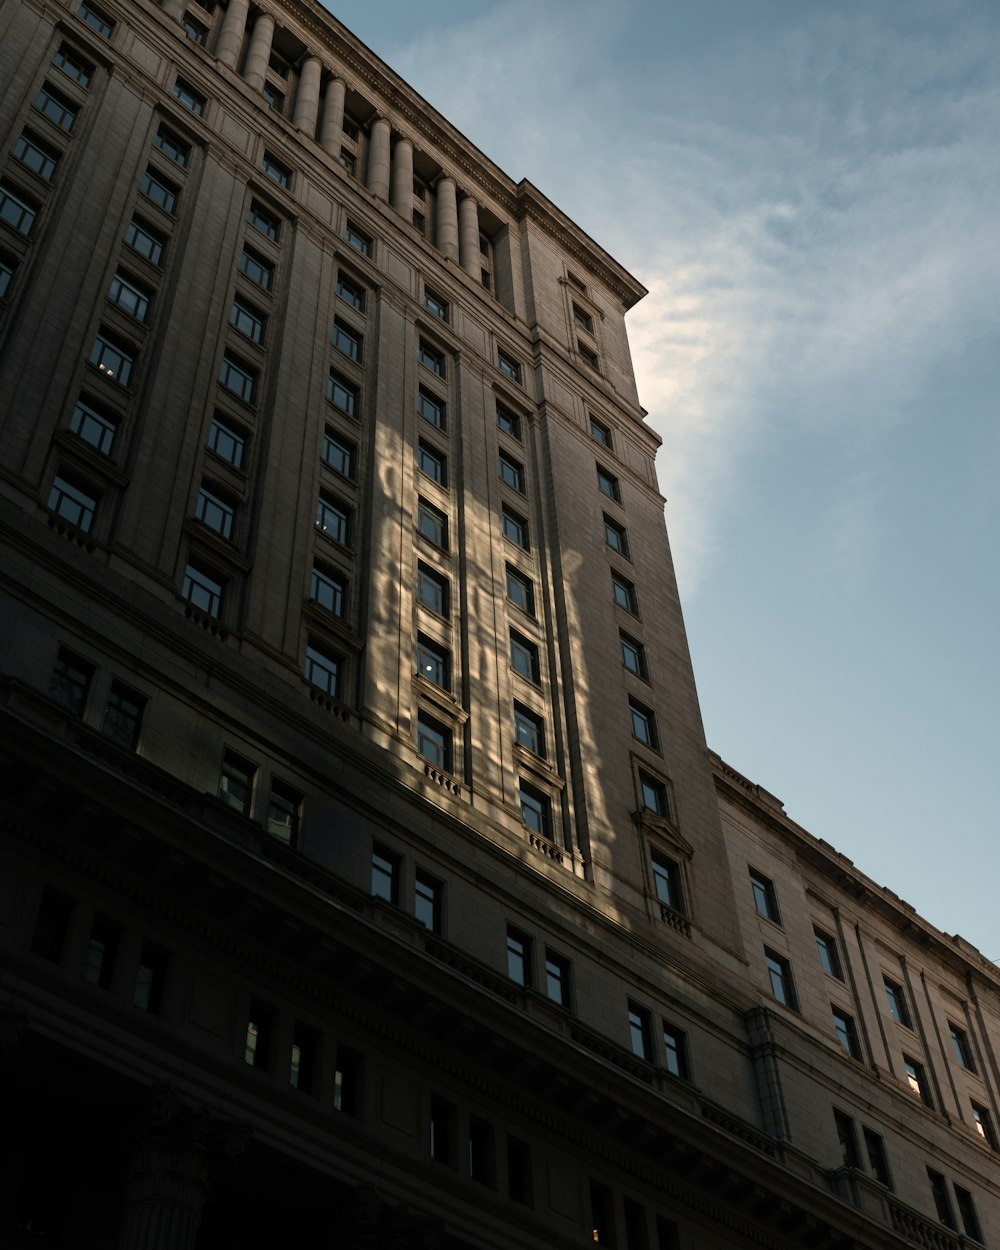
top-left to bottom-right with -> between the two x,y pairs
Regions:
293,55 -> 322,135
215,0 -> 249,69
390,136 -> 413,221
436,176 -> 458,262
367,116 -> 391,200
459,192 -> 479,276
319,75 -> 346,157
242,12 -> 275,92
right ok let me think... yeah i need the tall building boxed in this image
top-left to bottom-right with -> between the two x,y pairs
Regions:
0,0 -> 997,1245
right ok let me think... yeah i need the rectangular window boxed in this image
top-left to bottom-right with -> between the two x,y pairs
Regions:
506,1136 -> 532,1206
195,484 -> 234,539
629,697 -> 658,748
77,0 -> 113,35
509,629 -> 540,682
334,1044 -> 362,1115
141,167 -> 178,213
336,273 -> 365,311
208,414 -> 246,468
429,1095 -> 456,1165
639,772 -> 669,819
579,343 -> 600,371
501,504 -> 529,549
153,126 -> 190,167
955,1186 -> 982,1242
506,926 -> 532,986
290,1024 -> 317,1093
651,851 -> 682,911
612,572 -> 638,615
764,950 -> 796,1009
949,1024 -> 975,1071
497,349 -> 521,383
419,340 -> 445,377
108,270 -> 151,322
574,304 -> 594,333
468,1116 -> 495,1186
322,429 -> 355,477
518,781 -> 551,839
171,78 -> 205,114
50,648 -> 93,717
239,245 -> 272,290
219,353 -> 256,403
338,148 -> 357,175
972,1102 -> 998,1150
424,288 -> 448,320
182,563 -> 223,617
814,929 -> 843,979
101,680 -> 145,750
70,396 -> 116,455
418,439 -> 446,485
84,916 -> 120,988
414,870 -> 442,933
418,387 -> 445,430
590,415 -> 612,447
267,779 -> 301,847
832,1008 -> 862,1060
182,12 -> 207,42
863,1128 -> 893,1188
304,643 -> 340,696
604,515 -> 629,556
261,82 -> 284,113
332,317 -> 362,361
0,182 -> 37,235
126,216 -> 166,264
32,889 -> 73,962
310,563 -> 345,616
590,1180 -> 616,1247
662,1023 -> 688,1079
13,131 -> 58,182
903,1056 -> 933,1107
505,564 -> 534,615
90,330 -> 134,386
417,498 -> 448,549
244,1000 -> 273,1069
628,1002 -> 653,1061
417,563 -> 448,616
0,256 -> 13,297
513,703 -> 544,757
219,750 -> 255,814
620,632 -> 647,678
833,1109 -> 860,1169
371,844 -> 399,903
344,222 -> 372,256
133,942 -> 168,1013
499,450 -> 525,492
927,1169 -> 955,1229
883,978 -> 911,1027
313,488 -> 355,543
35,84 -> 77,131
750,871 -> 780,922
48,474 -> 97,532
545,950 -> 571,1008
415,635 -> 449,689
247,201 -> 279,240
53,44 -> 94,86
496,403 -> 521,440
597,465 -> 621,502
416,711 -> 452,772
230,295 -> 265,343
327,371 -> 358,417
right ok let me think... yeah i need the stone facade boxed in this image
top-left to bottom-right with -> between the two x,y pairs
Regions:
0,0 -> 997,1244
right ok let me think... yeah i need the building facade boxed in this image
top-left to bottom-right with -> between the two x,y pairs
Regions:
0,0 -> 997,1244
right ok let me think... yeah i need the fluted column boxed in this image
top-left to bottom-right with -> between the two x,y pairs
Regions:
242,12 -> 275,92
390,136 -> 413,221
366,116 -> 391,200
436,176 -> 458,262
458,193 -> 479,276
215,0 -> 249,69
293,55 -> 322,135
319,75 -> 345,157
161,0 -> 185,21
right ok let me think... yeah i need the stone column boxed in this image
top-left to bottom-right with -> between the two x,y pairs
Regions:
161,0 -> 185,21
293,55 -> 322,135
436,176 -> 459,262
242,12 -> 275,92
215,0 -> 249,69
458,192 -> 479,276
390,136 -> 413,221
367,116 -> 391,200
319,75 -> 346,157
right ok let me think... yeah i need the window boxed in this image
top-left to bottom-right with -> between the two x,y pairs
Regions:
418,387 -> 445,430
505,564 -> 534,615
219,751 -> 255,814
35,84 -> 77,131
133,942 -> 168,1013
419,340 -> 445,377
290,1024 -> 317,1092
518,780 -> 551,839
417,711 -> 452,771
267,51 -> 289,78
468,1116 -> 495,1186
417,439 -> 446,485
342,116 -> 360,142
310,563 -> 345,616
332,317 -> 362,361
814,929 -> 843,979
573,304 -> 594,333
903,1056 -> 933,1107
0,256 -> 13,297
84,917 -> 120,988
261,82 -> 284,113
371,844 -> 399,902
50,648 -> 93,717
244,1001 -> 273,1068
153,127 -> 190,167
603,516 -> 630,557
628,1002 -> 653,1061
499,450 -> 524,492
219,353 -> 256,403
0,183 -> 37,235
590,415 -> 612,448
230,295 -> 265,343
639,772 -> 669,819
90,330 -> 134,386
764,950 -> 796,1008
883,978 -> 911,1027
927,1169 -> 955,1230
247,201 -> 279,241
833,1109 -> 860,1169
171,78 -> 205,115
662,1023 -> 688,1079
304,642 -> 340,696
506,1137 -> 532,1206
863,1128 -> 893,1188
620,632 -> 647,679
429,1095 -> 456,1165
417,498 -> 447,548
322,428 -> 355,478
101,680 -> 145,750
750,871 -> 780,923
496,403 -> 521,440
260,151 -> 291,185
338,148 -> 356,175
497,349 -> 521,383
629,697 -> 658,748
77,1 -> 113,36
597,465 -> 621,502
414,871 -> 442,933
509,630 -> 540,682
53,44 -> 94,86
417,563 -> 448,616
501,504 -> 529,549
327,371 -> 358,417
513,703 -> 544,757
651,851 -> 682,911
590,1180 -> 615,1246
208,414 -> 246,468
955,1186 -> 983,1242
239,245 -> 272,290
344,222 -> 371,256
545,951 -> 571,1008
108,270 -> 151,322
334,1044 -> 362,1115
336,273 -> 365,311
267,780 -> 301,846
48,475 -> 97,532
126,216 -> 166,264
415,635 -> 449,689
949,1024 -> 975,1071
32,889 -> 72,962
506,927 -> 531,986
195,484 -> 234,539
182,11 -> 207,42
833,1008 -> 862,1060
140,167 -> 178,213
579,343 -> 600,371
70,396 -> 116,454
972,1102 -> 998,1149
182,563 -> 222,617
424,288 -> 448,320
13,131 -> 58,182
612,572 -> 638,614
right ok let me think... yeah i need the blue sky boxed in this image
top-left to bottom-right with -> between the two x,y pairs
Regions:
329,1 -> 1000,958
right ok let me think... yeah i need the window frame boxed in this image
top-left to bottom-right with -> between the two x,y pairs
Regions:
416,709 -> 452,773
417,563 -> 448,617
322,428 -> 355,479
218,352 -> 256,404
650,849 -> 682,912
498,449 -> 525,493
814,928 -> 843,980
596,465 -> 621,502
247,200 -> 279,241
309,562 -> 346,617
497,349 -> 521,384
304,641 -> 340,697
207,414 -> 246,468
518,779 -> 551,840
628,696 -> 658,749
611,571 -> 638,615
832,1007 -> 862,1060
749,870 -> 781,923
509,629 -> 540,683
415,634 -> 450,691
48,473 -> 98,532
417,498 -> 448,549
261,151 -> 291,187
764,949 -> 797,1009
418,339 -> 446,378
417,439 -> 447,486
628,1001 -> 653,1062
140,167 -> 178,214
315,491 -> 351,546
0,182 -> 38,236
331,316 -> 362,361
239,244 -> 273,290
505,564 -> 535,616
501,504 -> 529,550
662,1022 -> 689,1079
194,482 -> 235,540
344,221 -> 372,256
70,396 -> 116,455
182,562 -> 223,617
171,77 -> 205,115
513,702 -> 545,757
